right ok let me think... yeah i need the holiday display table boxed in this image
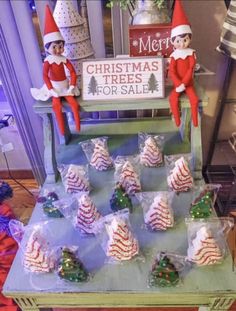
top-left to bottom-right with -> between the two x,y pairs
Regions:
4,83 -> 236,311
33,83 -> 207,184
3,165 -> 236,311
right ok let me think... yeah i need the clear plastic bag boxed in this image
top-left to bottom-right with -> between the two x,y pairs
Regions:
54,193 -> 101,236
80,136 -> 113,171
185,217 -> 234,266
136,191 -> 174,231
165,153 -> 194,193
110,182 -> 133,213
149,251 -> 187,287
18,221 -> 56,274
138,132 -> 164,167
189,184 -> 221,219
37,190 -> 63,218
58,164 -> 90,193
56,246 -> 89,283
94,209 -> 139,263
114,155 -> 141,195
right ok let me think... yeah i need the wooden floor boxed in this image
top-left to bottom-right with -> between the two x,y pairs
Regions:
4,179 -> 236,311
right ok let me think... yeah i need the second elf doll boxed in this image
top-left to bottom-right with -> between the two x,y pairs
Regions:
31,5 -> 80,135
169,0 -> 199,127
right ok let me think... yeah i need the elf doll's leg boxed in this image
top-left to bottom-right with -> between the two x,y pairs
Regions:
65,96 -> 80,132
185,86 -> 199,127
52,97 -> 65,135
169,89 -> 181,127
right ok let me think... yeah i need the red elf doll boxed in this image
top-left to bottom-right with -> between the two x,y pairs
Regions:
31,5 -> 80,135
169,0 -> 199,127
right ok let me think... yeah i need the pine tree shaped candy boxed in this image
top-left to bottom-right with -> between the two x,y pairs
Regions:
110,183 -> 133,213
58,248 -> 88,282
76,194 -> 101,234
149,254 -> 179,287
119,161 -> 141,195
187,226 -> 223,266
64,165 -> 89,193
190,191 -> 213,219
90,140 -> 113,171
140,136 -> 163,167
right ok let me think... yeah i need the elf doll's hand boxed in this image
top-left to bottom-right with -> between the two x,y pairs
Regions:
68,85 -> 75,95
176,83 -> 185,93
50,88 -> 59,98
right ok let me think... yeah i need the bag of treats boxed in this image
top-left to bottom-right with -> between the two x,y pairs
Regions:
80,137 -> 113,171
136,191 -> 174,231
165,153 -> 194,193
149,251 -> 187,287
185,217 -> 234,266
95,209 -> 139,263
56,246 -> 89,283
114,155 -> 141,195
19,221 -> 56,274
189,184 -> 221,219
138,132 -> 164,167
58,164 -> 90,194
110,182 -> 133,213
37,188 -> 63,218
54,193 -> 101,236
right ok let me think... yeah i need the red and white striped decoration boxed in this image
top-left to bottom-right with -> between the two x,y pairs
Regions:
65,167 -> 89,193
106,218 -> 139,261
144,195 -> 173,231
24,231 -> 55,273
119,161 -> 141,195
90,141 -> 113,171
167,156 -> 193,192
140,136 -> 163,167
76,194 -> 101,234
187,227 -> 223,266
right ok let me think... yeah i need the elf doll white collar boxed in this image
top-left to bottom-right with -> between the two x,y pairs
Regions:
44,54 -> 67,65
170,48 -> 195,60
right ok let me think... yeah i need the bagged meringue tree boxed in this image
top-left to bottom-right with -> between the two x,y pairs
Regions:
56,246 -> 89,283
136,191 -> 174,231
95,209 -> 139,263
54,193 -> 101,236
80,137 -> 113,171
185,217 -> 234,266
58,164 -> 90,193
189,184 -> 221,219
149,251 -> 187,287
114,155 -> 141,195
165,154 -> 194,193
138,132 -> 164,167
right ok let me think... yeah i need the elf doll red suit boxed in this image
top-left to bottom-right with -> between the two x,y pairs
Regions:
31,5 -> 80,135
169,0 -> 199,127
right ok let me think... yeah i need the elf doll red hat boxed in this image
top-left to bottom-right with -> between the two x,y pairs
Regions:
43,5 -> 64,46
171,0 -> 192,39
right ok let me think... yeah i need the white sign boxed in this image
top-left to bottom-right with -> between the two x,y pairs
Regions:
82,57 -> 164,101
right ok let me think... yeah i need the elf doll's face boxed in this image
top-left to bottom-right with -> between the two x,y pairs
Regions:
47,41 -> 64,56
172,34 -> 191,50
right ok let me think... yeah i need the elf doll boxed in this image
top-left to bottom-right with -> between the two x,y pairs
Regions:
169,0 -> 199,127
31,5 -> 80,135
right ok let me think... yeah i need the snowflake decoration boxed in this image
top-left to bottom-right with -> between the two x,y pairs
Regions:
132,40 -> 139,47
155,32 -> 161,38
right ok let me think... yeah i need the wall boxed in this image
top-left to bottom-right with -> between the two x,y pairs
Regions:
0,85 -> 31,171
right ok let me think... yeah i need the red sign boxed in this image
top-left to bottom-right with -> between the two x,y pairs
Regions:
129,24 -> 174,58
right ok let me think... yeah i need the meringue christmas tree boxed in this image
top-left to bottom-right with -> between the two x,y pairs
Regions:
140,136 -> 163,167
106,218 -> 139,261
119,161 -> 141,194
144,195 -> 173,231
167,156 -> 193,192
149,255 -> 179,287
187,227 -> 223,266
76,194 -> 101,234
24,230 -> 55,273
62,165 -> 89,193
58,248 -> 88,282
90,141 -> 113,171
53,0 -> 94,90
